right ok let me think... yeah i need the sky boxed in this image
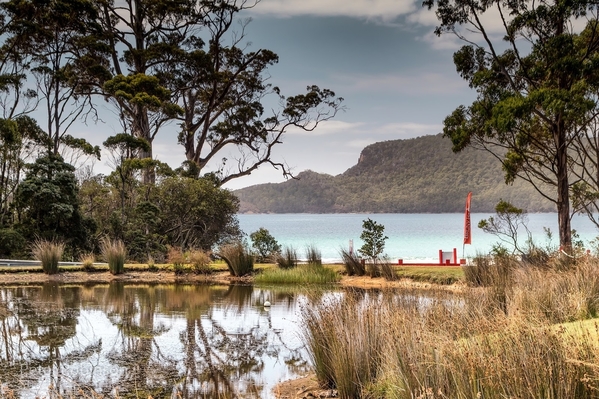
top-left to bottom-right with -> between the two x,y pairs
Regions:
80,0 -> 480,189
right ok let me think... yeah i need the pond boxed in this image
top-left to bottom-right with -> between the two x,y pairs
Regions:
0,283 -> 316,399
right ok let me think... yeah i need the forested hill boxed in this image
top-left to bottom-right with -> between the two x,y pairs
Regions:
234,134 -> 554,213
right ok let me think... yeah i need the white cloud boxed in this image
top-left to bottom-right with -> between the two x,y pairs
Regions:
250,0 -> 417,22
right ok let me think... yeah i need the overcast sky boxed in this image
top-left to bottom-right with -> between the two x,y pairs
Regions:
81,0 -> 479,189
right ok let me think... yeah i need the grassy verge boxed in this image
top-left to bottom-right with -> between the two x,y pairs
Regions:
255,264 -> 341,285
301,259 -> 599,398
394,266 -> 464,284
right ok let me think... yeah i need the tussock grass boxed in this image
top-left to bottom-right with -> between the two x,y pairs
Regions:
305,244 -> 322,266
219,243 -> 254,277
79,252 -> 96,271
339,248 -> 365,276
168,247 -> 186,275
302,261 -> 599,399
255,263 -> 340,285
32,239 -> 64,275
100,238 -> 126,275
189,249 -> 212,274
276,246 -> 298,269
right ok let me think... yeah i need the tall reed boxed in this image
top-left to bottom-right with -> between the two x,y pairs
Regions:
339,248 -> 365,276
219,243 -> 254,277
301,263 -> 599,398
305,244 -> 322,266
32,239 -> 64,275
101,238 -> 126,275
276,246 -> 298,269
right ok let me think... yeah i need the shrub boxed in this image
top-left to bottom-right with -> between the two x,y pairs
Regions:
0,228 -> 26,257
339,248 -> 366,276
250,227 -> 281,262
219,243 -> 254,277
101,238 -> 126,275
189,249 -> 212,274
32,239 -> 64,275
276,246 -> 297,269
80,253 -> 96,272
168,247 -> 186,275
147,255 -> 158,272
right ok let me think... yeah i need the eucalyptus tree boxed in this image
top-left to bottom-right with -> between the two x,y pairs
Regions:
0,0 -> 102,160
425,0 -> 599,250
87,0 -> 342,185
161,1 -> 344,184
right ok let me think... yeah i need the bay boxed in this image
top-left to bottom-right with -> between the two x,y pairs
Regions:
238,213 -> 599,262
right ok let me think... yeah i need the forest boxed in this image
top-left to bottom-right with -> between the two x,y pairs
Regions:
0,0 -> 342,261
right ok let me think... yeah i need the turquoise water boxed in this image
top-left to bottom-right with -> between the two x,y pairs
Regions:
238,213 -> 599,262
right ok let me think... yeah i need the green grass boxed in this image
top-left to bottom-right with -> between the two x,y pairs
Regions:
394,266 -> 464,284
255,263 -> 341,285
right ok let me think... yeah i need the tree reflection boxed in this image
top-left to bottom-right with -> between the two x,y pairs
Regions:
0,284 -> 100,397
0,282 -> 310,398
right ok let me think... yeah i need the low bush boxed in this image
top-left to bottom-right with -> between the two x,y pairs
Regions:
189,249 -> 212,274
219,243 -> 254,277
101,238 -> 126,275
32,239 -> 64,275
168,247 -> 186,275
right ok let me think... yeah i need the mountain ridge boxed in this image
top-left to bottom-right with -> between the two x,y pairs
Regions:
235,134 -> 554,213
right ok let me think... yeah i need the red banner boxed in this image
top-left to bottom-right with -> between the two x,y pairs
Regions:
464,192 -> 472,245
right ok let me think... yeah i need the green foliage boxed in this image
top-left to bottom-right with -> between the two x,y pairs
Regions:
0,228 -> 26,257
235,135 -> 554,213
32,239 -> 64,275
250,227 -> 281,262
358,218 -> 388,262
255,264 -> 339,285
478,200 -> 530,255
15,154 -> 94,256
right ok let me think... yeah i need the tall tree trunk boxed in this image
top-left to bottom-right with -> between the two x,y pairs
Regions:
556,126 -> 572,251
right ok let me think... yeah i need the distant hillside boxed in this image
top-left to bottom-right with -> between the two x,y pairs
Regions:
235,134 -> 554,213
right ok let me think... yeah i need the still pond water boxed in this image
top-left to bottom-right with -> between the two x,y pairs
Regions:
0,283 -> 317,398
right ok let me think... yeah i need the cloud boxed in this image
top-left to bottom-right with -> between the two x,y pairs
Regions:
250,0 -> 417,22
286,120 -> 366,136
333,71 -> 466,95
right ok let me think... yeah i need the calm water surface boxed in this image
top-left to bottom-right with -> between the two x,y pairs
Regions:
238,213 -> 599,262
0,283 -> 314,398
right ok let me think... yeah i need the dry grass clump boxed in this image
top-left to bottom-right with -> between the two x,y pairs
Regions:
219,243 -> 254,277
189,249 -> 212,274
339,248 -> 365,276
100,238 -> 126,275
302,262 -> 599,398
167,246 -> 186,274
79,252 -> 96,271
32,239 -> 64,275
276,246 -> 298,269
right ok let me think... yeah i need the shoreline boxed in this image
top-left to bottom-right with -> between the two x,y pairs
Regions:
0,268 -> 466,291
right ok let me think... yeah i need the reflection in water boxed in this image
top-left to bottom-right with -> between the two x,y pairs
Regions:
0,283 -> 309,398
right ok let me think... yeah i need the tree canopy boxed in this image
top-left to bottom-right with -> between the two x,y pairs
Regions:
425,0 -> 599,249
